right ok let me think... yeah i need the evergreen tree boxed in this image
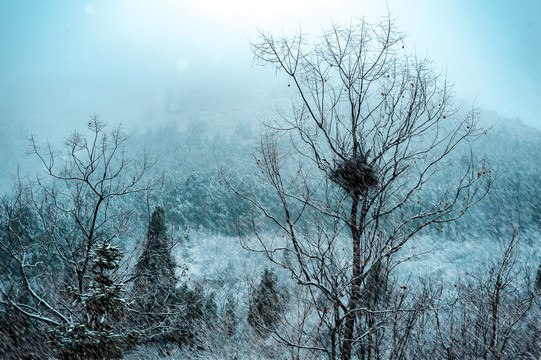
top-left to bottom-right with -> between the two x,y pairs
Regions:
204,291 -> 218,329
247,268 -> 286,334
56,240 -> 138,359
222,295 -> 238,337
133,207 -> 210,346
135,206 -> 177,296
133,207 -> 182,343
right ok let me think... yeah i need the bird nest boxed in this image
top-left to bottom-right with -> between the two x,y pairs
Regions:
329,156 -> 378,197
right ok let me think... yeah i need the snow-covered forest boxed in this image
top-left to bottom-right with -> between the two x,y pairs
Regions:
1,2 -> 540,360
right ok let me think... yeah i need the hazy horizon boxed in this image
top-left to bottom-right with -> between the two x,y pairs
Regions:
0,1 -> 539,140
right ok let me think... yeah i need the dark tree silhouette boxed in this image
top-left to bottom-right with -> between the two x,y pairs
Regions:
248,268 -> 286,334
222,295 -> 238,338
134,206 -> 178,305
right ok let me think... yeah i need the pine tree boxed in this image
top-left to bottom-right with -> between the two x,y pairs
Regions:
134,206 -> 213,346
133,206 -> 180,318
222,295 -> 238,337
204,291 -> 218,329
133,207 -> 182,343
56,240 -> 138,359
247,268 -> 285,334
135,206 -> 177,297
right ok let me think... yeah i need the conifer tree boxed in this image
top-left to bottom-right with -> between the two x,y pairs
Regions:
222,295 -> 238,337
133,207 -> 182,342
56,240 -> 138,359
135,206 -> 177,297
248,268 -> 285,334
133,207 -> 209,346
204,291 -> 218,329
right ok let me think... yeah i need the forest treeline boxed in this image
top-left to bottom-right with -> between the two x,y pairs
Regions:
0,113 -> 538,360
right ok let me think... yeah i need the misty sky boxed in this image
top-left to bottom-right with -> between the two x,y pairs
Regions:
0,0 -> 539,139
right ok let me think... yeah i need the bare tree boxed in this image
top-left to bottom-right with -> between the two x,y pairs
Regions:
236,17 -> 491,360
0,116 -> 158,358
432,229 -> 536,360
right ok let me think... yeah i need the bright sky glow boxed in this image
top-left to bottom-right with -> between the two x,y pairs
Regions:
0,0 -> 539,134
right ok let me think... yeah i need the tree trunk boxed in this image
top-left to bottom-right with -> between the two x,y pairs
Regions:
341,196 -> 362,360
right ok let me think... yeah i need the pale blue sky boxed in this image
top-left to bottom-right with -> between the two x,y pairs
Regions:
0,0 -> 539,134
